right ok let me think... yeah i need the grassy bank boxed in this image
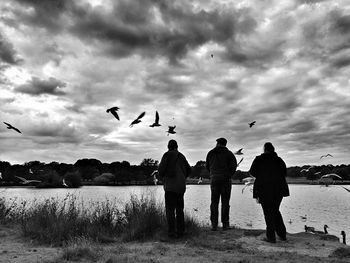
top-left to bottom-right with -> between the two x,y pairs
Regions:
0,194 -> 200,245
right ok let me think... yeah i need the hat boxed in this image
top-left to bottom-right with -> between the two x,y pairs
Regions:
216,137 -> 227,146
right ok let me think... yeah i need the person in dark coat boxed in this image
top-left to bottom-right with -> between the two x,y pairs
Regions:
249,142 -> 289,243
206,138 -> 237,230
158,140 -> 192,238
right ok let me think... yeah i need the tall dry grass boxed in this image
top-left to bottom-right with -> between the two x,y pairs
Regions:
0,193 -> 200,245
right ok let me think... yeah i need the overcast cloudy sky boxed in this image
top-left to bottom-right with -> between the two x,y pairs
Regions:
1,0 -> 350,170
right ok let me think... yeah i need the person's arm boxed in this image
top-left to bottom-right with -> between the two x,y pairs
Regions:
228,152 -> 237,174
183,155 -> 192,178
158,153 -> 168,178
205,152 -> 210,172
249,157 -> 259,199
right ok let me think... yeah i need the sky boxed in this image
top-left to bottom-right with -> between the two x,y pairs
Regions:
0,0 -> 350,170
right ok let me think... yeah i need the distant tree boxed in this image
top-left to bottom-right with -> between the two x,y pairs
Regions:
74,158 -> 102,169
140,158 -> 159,167
64,171 -> 82,188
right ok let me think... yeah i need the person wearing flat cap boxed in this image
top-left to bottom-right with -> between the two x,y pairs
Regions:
206,138 -> 237,231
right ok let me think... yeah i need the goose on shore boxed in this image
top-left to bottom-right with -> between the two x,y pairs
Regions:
341,231 -> 346,245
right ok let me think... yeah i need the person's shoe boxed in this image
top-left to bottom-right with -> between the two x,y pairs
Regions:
278,236 -> 287,241
211,225 -> 218,231
222,223 -> 231,230
262,237 -> 276,243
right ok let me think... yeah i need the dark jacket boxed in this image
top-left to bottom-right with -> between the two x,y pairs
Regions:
206,146 -> 237,182
158,150 -> 192,194
249,152 -> 289,199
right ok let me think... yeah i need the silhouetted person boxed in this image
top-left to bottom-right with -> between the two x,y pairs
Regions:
206,138 -> 237,230
249,142 -> 289,243
158,140 -> 192,238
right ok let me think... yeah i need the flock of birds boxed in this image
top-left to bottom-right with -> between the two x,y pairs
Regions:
106,107 -> 176,135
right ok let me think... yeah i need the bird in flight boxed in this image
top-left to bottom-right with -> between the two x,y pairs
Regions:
237,157 -> 244,167
300,166 -> 315,173
3,122 -> 21,134
211,54 -> 214,58
15,176 -> 41,185
62,178 -> 69,187
320,154 -> 333,159
106,107 -> 120,120
241,176 -> 255,193
149,111 -> 161,127
320,173 -> 342,180
249,121 -> 256,128
235,148 -> 243,155
167,125 -> 176,135
197,177 -> 202,184
340,186 -> 350,193
130,112 -> 146,127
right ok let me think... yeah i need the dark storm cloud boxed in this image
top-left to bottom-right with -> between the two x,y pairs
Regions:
15,77 -> 67,96
68,0 -> 251,64
0,33 -> 21,65
11,0 -> 72,32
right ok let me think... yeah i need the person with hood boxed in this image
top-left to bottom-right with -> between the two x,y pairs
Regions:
249,142 -> 289,243
158,140 -> 192,238
206,138 -> 237,230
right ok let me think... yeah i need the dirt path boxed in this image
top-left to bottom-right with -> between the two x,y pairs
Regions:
0,225 -> 349,263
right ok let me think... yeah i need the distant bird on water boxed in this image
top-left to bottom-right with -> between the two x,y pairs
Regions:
249,121 -> 256,128
3,122 -> 21,134
130,112 -> 146,127
149,111 -> 161,127
320,154 -> 333,159
167,125 -> 176,136
106,107 -> 120,120
15,176 -> 41,185
300,215 -> 307,221
235,148 -> 243,155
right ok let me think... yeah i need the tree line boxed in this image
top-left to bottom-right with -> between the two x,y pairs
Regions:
0,159 -> 349,187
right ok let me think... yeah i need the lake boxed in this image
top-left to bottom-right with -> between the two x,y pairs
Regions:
1,184 -> 349,244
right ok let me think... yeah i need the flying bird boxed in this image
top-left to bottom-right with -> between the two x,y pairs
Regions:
3,122 -> 21,134
151,170 -> 159,185
149,111 -> 161,127
248,121 -> 256,128
62,178 -> 69,187
0,172 -> 2,180
197,177 -> 202,184
15,176 -> 41,185
106,107 -> 120,120
211,54 -> 214,58
320,173 -> 342,180
320,154 -> 333,159
340,186 -> 350,193
300,215 -> 307,221
235,148 -> 243,155
167,125 -> 176,136
300,166 -> 315,173
241,176 -> 255,194
237,157 -> 244,167
129,112 -> 146,127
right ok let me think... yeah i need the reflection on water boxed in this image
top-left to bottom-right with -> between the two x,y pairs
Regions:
2,184 -> 349,243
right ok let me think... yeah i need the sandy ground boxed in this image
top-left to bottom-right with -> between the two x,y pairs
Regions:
0,225 -> 349,263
